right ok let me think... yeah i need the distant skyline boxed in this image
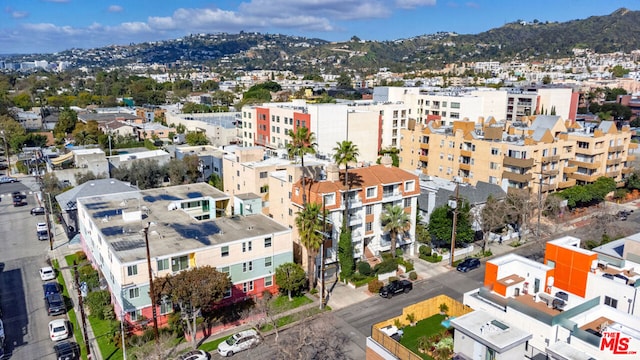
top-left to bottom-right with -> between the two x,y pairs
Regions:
1,0 -> 638,55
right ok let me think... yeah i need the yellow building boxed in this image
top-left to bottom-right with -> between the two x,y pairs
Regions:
400,115 -> 636,195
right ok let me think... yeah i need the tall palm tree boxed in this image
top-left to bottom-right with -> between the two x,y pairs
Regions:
286,127 -> 316,204
381,204 -> 411,258
332,140 -> 359,188
295,202 -> 323,289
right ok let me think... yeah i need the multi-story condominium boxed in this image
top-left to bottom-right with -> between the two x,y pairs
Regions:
460,235 -> 640,359
399,115 -> 637,194
175,144 -> 226,183
287,160 -> 420,273
164,111 -> 242,147
240,99 -> 412,162
76,183 -> 292,326
373,86 -> 578,125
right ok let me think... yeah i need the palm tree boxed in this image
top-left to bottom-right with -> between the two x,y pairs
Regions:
332,140 -> 359,188
381,204 -> 411,258
286,127 -> 316,204
295,202 -> 323,289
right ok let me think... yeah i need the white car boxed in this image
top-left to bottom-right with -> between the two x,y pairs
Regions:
40,266 -> 56,281
217,329 -> 260,357
49,319 -> 69,341
36,222 -> 48,232
177,349 -> 210,360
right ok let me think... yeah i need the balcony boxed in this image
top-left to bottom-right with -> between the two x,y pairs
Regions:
630,143 -> 639,149
575,146 -> 605,156
622,167 -> 635,174
348,213 -> 363,225
382,190 -> 402,201
605,170 -> 621,178
420,142 -> 429,150
541,183 -> 557,192
344,195 -> 362,208
502,170 -> 532,183
568,159 -> 600,170
563,165 -> 577,173
541,155 -> 560,163
558,179 -> 576,188
627,155 -> 636,162
419,154 -> 429,163
608,145 -> 624,152
503,157 -> 534,168
606,158 -> 622,166
460,149 -> 473,157
569,172 -> 600,182
542,169 -> 559,176
459,163 -> 471,171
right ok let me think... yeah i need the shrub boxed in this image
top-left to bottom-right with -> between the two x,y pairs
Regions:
374,258 -> 398,274
388,276 -> 398,283
380,252 -> 394,261
75,251 -> 88,262
398,259 -> 414,272
351,274 -> 374,288
409,271 -> 418,281
423,254 -> 443,263
395,248 -> 404,257
419,245 -> 431,257
357,261 -> 372,276
309,288 -> 318,295
368,279 -> 383,293
86,290 -> 111,320
613,188 -> 628,200
584,240 -> 599,250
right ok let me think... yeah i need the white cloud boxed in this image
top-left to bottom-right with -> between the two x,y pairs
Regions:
11,11 -> 29,19
107,5 -> 123,13
395,0 -> 436,9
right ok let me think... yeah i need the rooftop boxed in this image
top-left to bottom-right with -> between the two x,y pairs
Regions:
450,310 -> 531,352
78,183 -> 289,264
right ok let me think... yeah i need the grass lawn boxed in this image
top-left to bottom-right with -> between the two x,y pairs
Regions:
199,336 -> 227,353
271,294 -> 312,313
400,314 -> 448,360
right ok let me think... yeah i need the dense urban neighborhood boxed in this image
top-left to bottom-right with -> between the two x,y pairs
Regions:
4,7 -> 640,360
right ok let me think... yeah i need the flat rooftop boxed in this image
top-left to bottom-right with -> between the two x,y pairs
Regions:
78,183 -> 289,264
450,310 -> 531,352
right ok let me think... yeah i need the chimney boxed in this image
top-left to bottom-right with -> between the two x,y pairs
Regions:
326,163 -> 340,181
380,154 -> 393,168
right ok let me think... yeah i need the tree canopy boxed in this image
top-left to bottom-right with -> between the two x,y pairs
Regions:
275,262 -> 306,301
427,201 -> 474,246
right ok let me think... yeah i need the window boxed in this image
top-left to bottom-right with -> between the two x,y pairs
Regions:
288,208 -> 293,216
220,266 -> 229,274
264,237 -> 272,248
365,222 -> 373,232
128,310 -> 142,321
160,298 -> 173,315
129,287 -> 140,299
260,185 -> 269,193
404,180 -> 415,192
221,246 -> 229,257
265,256 -> 272,267
490,162 -> 499,170
223,287 -> 232,299
366,186 -> 377,198
604,296 -> 618,308
259,171 -> 268,178
171,255 -> 189,272
451,102 -> 460,109
491,148 -> 499,155
127,265 -> 138,276
265,276 -> 273,287
242,241 -> 252,252
366,204 -> 373,215
157,259 -> 169,271
404,198 -> 411,208
243,261 -> 253,272
323,193 -> 336,205
243,281 -> 254,293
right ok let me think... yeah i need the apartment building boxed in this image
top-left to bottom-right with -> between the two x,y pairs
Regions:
399,115 -> 636,194
287,160 -> 420,272
76,183 -> 293,326
373,86 -> 578,125
461,235 -> 640,359
240,99 -> 412,162
164,111 -> 241,147
175,144 -> 226,183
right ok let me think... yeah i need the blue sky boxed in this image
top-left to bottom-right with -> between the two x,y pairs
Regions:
1,0 -> 638,54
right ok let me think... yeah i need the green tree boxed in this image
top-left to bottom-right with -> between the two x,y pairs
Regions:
338,217 -> 354,279
336,73 -> 352,89
166,155 -> 201,185
152,266 -> 231,346
0,114 -> 27,153
542,75 -> 552,84
12,92 -> 33,110
295,203 -> 323,289
286,127 -> 316,204
333,141 -> 360,188
200,80 -> 219,91
478,195 -> 506,253
185,131 -> 208,145
275,262 -> 306,301
54,109 -> 78,139
72,120 -> 102,145
380,204 -> 411,258
626,171 -> 640,190
610,65 -> 630,78
428,202 -> 474,246
208,173 -> 224,191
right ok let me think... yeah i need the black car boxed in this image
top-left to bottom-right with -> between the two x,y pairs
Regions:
13,196 -> 27,207
456,258 -> 481,272
54,341 -> 80,360
43,282 -> 62,297
38,230 -> 49,241
11,191 -> 23,198
379,280 -> 413,298
45,293 -> 66,316
31,207 -> 46,215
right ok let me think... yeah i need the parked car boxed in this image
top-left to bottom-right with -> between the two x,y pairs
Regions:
38,230 -> 49,241
37,222 -> 48,232
13,197 -> 26,207
31,207 -> 46,215
54,341 -> 79,360
379,280 -> 413,298
40,266 -> 56,281
49,319 -> 69,341
11,191 -> 23,198
0,176 -> 17,184
177,349 -> 210,360
217,329 -> 261,357
45,293 -> 66,316
43,282 -> 62,297
456,258 -> 481,272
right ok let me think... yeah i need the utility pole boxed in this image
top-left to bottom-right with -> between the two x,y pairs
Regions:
449,179 -> 461,267
320,201 -> 327,310
73,260 -> 91,359
144,223 -> 160,344
535,168 -> 548,240
121,310 -> 127,360
1,131 -> 10,175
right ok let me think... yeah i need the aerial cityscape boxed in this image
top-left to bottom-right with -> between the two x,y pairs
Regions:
2,1 -> 640,360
